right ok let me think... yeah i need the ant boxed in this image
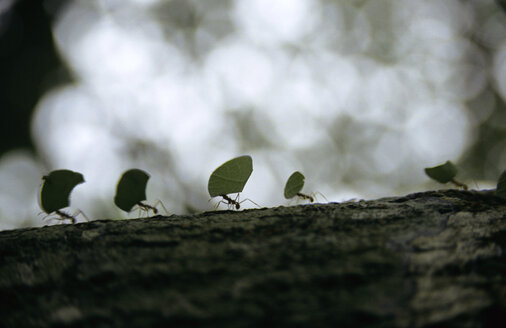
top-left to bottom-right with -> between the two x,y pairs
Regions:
450,179 -> 468,190
42,209 -> 89,225
214,193 -> 259,210
294,191 -> 328,204
132,200 -> 168,216
220,194 -> 241,209
296,192 -> 314,203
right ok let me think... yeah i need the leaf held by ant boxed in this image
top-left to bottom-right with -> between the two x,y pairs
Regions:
284,171 -> 305,199
40,169 -> 85,214
114,169 -> 151,213
424,161 -> 458,184
208,155 -> 253,198
425,160 -> 468,190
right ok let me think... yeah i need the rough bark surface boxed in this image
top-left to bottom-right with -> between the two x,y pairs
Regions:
1,190 -> 506,327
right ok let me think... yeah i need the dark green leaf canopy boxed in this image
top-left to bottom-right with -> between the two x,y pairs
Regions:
40,169 -> 85,214
424,161 -> 457,184
208,156 -> 253,197
284,171 -> 305,199
114,169 -> 151,212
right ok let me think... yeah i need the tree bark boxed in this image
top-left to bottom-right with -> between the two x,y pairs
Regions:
1,189 -> 505,327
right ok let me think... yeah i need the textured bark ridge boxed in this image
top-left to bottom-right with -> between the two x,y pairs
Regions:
1,190 -> 506,327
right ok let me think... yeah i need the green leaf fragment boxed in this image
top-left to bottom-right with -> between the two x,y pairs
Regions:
208,155 -> 253,197
40,169 -> 85,214
497,170 -> 506,198
284,171 -> 305,199
424,161 -> 458,184
114,169 -> 151,212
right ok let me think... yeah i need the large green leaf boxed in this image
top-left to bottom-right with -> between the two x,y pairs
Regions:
208,156 -> 253,197
114,169 -> 150,212
424,161 -> 458,184
284,171 -> 305,199
40,169 -> 85,214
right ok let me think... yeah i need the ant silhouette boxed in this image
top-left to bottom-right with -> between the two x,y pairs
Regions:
131,200 -> 168,217
292,191 -> 328,204
41,209 -> 89,225
213,193 -> 259,210
295,192 -> 314,203
450,179 -> 468,190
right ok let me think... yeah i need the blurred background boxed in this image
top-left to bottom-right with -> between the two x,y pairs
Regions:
1,0 -> 505,230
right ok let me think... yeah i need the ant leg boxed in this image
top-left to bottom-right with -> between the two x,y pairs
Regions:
221,195 -> 238,210
71,209 -> 89,222
229,193 -> 260,209
130,204 -> 147,217
41,214 -> 60,225
315,191 -> 329,202
52,210 -> 77,224
239,198 -> 261,208
451,178 -> 468,190
152,200 -> 169,215
308,191 -> 329,203
209,198 -> 219,210
213,199 -> 222,210
136,201 -> 159,216
230,194 -> 240,210
213,198 -> 227,210
296,193 -> 314,203
41,212 -> 52,222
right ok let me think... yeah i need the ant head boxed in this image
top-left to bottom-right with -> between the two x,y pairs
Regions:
235,203 -> 240,210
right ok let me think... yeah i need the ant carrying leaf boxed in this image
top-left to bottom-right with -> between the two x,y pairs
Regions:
39,169 -> 87,224
114,169 -> 167,216
208,155 -> 258,210
284,171 -> 319,203
424,160 -> 468,190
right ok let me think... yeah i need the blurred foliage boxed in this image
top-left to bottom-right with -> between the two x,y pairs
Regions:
0,0 -> 70,154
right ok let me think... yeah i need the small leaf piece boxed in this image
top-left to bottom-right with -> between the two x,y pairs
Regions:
40,169 -> 85,214
497,170 -> 506,198
424,161 -> 458,184
208,155 -> 253,197
114,169 -> 150,212
284,171 -> 305,199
